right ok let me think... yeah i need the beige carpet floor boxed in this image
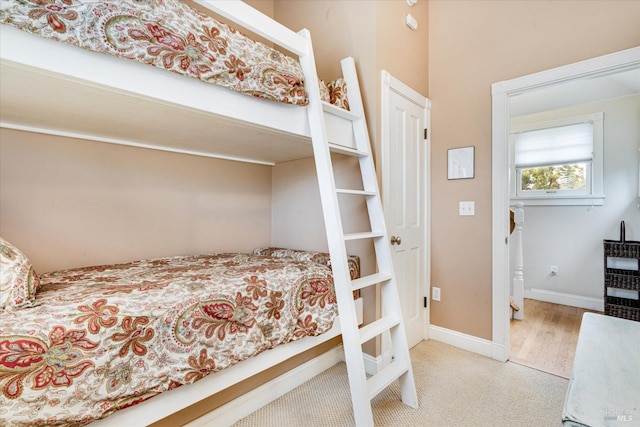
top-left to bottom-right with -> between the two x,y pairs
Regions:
233,340 -> 568,427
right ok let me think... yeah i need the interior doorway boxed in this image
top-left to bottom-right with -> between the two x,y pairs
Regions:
491,47 -> 640,362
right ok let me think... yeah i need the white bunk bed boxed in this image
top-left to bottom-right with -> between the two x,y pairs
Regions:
0,2 -> 359,166
0,1 -> 418,425
0,1 -> 362,425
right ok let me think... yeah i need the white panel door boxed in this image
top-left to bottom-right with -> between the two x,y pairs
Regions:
382,73 -> 430,349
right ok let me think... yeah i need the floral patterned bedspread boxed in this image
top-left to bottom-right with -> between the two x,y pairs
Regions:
0,253 -> 340,426
0,0 -> 309,105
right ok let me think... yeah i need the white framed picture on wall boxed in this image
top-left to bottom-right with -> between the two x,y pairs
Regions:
448,146 -> 475,180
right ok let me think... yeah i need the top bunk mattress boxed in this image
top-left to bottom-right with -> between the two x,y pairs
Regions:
1,0 -> 308,106
0,0 -> 360,165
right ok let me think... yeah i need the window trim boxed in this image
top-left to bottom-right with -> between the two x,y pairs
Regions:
510,112 -> 605,206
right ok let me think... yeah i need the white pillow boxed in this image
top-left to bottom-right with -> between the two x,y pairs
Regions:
0,237 -> 39,310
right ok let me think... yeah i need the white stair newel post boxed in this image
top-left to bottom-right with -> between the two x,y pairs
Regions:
512,202 -> 525,320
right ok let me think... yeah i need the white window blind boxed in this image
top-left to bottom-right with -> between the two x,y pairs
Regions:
515,122 -> 593,168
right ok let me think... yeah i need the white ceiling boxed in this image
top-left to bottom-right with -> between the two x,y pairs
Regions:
510,66 -> 640,116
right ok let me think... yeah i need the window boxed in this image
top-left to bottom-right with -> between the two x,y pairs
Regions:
510,112 -> 604,206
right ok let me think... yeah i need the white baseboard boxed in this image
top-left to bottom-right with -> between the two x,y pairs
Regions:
429,325 -> 505,361
525,288 -> 604,311
362,350 -> 392,375
187,345 -> 345,427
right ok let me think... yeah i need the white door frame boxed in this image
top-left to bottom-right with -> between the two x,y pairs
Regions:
381,70 -> 431,344
491,47 -> 640,362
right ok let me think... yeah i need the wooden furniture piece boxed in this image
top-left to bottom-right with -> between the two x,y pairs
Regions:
562,313 -> 640,426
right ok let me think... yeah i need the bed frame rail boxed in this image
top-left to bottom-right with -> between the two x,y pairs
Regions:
192,0 -> 307,56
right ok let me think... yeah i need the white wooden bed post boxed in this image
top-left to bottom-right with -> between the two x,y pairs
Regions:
511,202 -> 525,320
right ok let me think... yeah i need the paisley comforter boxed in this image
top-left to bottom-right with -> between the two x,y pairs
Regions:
1,0 -> 312,105
0,251 -> 350,426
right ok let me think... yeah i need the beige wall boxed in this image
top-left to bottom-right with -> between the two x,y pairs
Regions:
271,154 -> 375,276
374,0 -> 429,172
375,1 -> 428,96
274,0 -> 428,165
274,0 -> 378,154
0,129 -> 272,273
243,0 -> 274,17
428,0 -> 640,339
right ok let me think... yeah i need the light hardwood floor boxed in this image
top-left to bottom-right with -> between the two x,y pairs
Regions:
510,298 -> 600,378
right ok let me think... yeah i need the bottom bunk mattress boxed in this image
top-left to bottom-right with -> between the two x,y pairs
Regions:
0,251 -> 347,426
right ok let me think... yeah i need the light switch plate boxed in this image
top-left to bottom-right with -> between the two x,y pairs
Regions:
459,201 -> 475,216
432,287 -> 441,302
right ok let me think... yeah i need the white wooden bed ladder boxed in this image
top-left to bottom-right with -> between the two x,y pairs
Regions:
299,33 -> 419,426
203,2 -> 418,422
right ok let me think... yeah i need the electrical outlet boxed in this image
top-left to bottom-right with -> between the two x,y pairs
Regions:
432,287 -> 441,302
459,201 -> 475,216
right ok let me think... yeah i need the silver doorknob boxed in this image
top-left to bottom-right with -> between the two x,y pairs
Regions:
390,235 -> 402,245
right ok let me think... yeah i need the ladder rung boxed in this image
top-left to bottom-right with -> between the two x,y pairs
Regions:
336,189 -> 376,197
328,143 -> 368,157
322,101 -> 361,121
358,315 -> 400,344
344,231 -> 384,241
368,360 -> 410,400
351,272 -> 392,291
